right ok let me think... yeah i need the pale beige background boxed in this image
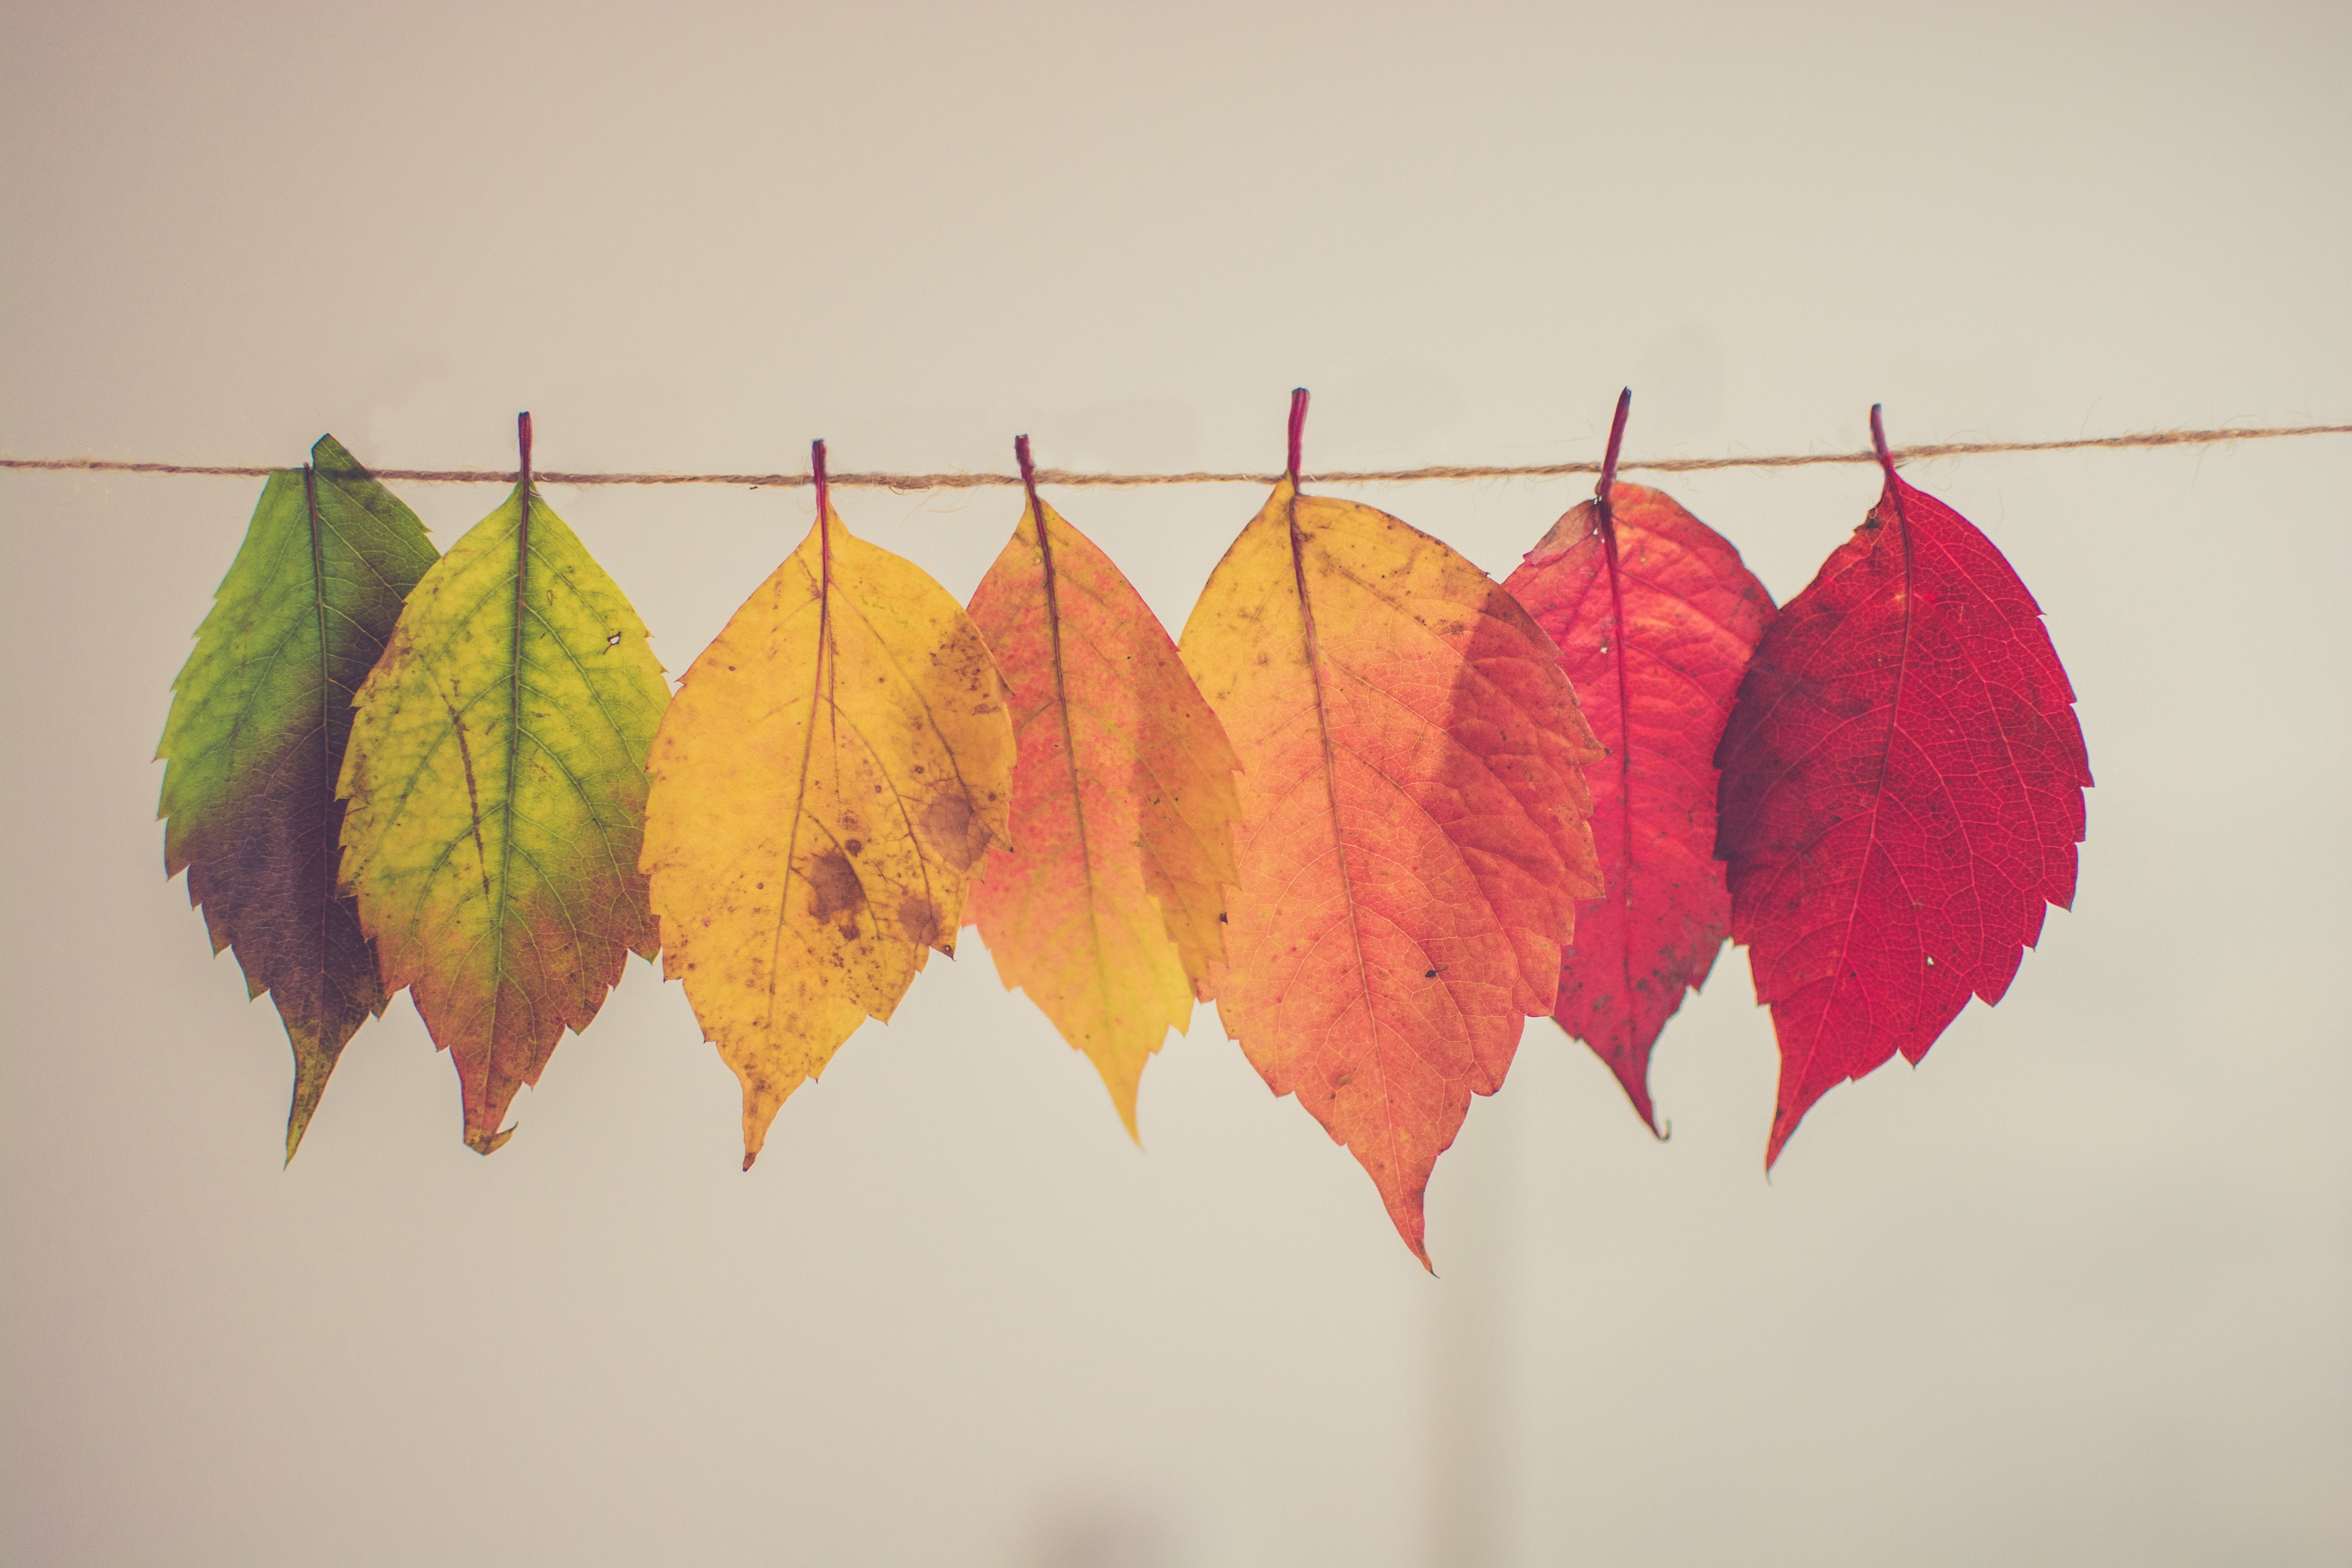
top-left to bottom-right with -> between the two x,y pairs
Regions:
3,3 -> 2347,1564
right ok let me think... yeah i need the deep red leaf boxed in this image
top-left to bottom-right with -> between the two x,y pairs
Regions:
1715,410 -> 2091,1165
1504,399 -> 1774,1133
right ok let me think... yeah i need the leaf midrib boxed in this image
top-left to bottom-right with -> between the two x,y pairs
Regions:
1034,505 -> 1122,1051
1282,494 -> 1395,1202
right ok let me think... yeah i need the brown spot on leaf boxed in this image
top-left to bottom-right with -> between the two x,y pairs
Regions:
898,893 -> 940,950
805,850 -> 866,938
921,792 -> 985,871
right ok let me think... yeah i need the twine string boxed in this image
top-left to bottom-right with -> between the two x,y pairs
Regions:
3,422 -> 2345,494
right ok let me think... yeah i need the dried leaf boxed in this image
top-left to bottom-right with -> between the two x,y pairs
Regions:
640,446 -> 1015,1166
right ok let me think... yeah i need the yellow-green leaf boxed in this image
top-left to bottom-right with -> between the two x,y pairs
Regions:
336,459 -> 669,1153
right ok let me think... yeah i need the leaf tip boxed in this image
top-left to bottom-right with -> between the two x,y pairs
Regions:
1385,1191 -> 1434,1271
1603,1058 -> 1668,1141
281,1038 -> 338,1165
468,1122 -> 517,1156
741,1083 -> 785,1171
283,1101 -> 319,1168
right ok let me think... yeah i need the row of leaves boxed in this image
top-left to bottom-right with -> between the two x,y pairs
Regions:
159,392 -> 2090,1264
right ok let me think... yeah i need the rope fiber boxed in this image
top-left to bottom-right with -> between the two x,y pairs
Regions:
4,422 -> 2345,493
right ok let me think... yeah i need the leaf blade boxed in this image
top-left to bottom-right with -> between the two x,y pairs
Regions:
641,506 -> 1015,1164
1503,482 -> 1775,1132
336,483 -> 668,1153
1181,478 -> 1603,1263
1714,464 -> 2091,1164
157,435 -> 437,1159
964,491 -> 1241,1138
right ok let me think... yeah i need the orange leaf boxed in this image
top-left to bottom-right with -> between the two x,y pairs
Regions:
964,439 -> 1242,1139
1177,392 -> 1604,1264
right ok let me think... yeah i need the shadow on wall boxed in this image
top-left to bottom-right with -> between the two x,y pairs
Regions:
1025,1495 -> 1171,1568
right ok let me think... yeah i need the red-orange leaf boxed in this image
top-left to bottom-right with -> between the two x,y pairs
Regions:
1178,392 -> 1603,1265
1715,408 -> 2091,1165
964,439 -> 1241,1138
1503,393 -> 1775,1132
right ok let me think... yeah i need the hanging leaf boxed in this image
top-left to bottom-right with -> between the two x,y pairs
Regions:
1715,408 -> 2091,1165
1178,392 -> 1604,1265
158,435 -> 438,1160
336,416 -> 669,1154
1502,392 -> 1775,1134
963,438 -> 1241,1139
640,443 -> 1014,1167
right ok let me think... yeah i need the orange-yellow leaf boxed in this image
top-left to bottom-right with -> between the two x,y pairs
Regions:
1178,415 -> 1603,1265
640,463 -> 1015,1165
964,450 -> 1241,1139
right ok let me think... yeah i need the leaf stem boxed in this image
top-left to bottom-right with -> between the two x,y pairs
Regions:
1287,387 -> 1310,482
1014,433 -> 1039,510
1870,404 -> 1898,483
813,439 -> 833,704
1597,385 -> 1631,522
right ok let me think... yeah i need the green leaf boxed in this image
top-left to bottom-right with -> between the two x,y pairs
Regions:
158,434 -> 439,1161
336,479 -> 669,1153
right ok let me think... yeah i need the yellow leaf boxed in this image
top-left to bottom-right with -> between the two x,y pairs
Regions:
640,455 -> 1015,1165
